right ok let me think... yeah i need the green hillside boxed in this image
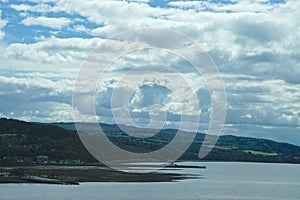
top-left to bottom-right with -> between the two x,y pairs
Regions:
0,118 -> 299,165
0,118 -> 96,165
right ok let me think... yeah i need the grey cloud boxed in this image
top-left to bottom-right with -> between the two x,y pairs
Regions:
0,73 -> 74,121
129,84 -> 172,109
232,17 -> 285,43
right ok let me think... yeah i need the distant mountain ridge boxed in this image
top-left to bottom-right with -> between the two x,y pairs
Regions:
0,118 -> 299,165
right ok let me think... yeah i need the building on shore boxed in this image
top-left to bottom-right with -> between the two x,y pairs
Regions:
36,155 -> 49,164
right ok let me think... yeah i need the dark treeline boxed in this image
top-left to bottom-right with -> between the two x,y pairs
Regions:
0,118 -> 299,165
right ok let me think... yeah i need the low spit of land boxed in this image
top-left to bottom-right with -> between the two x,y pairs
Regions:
0,163 -> 203,185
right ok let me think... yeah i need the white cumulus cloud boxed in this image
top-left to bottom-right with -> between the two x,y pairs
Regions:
4,37 -> 103,64
21,16 -> 71,29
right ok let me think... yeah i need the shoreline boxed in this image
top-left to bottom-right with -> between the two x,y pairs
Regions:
1,161 -> 298,185
0,164 -> 202,185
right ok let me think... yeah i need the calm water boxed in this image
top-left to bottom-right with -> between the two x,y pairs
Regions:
1,162 -> 299,200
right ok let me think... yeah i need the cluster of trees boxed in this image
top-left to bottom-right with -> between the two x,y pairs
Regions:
0,118 -> 96,164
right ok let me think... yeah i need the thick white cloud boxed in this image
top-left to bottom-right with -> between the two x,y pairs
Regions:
4,37 -> 103,64
168,0 -> 275,12
9,0 -> 298,83
10,3 -> 53,13
21,16 -> 71,29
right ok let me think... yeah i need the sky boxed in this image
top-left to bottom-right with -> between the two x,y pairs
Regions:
0,0 -> 299,145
